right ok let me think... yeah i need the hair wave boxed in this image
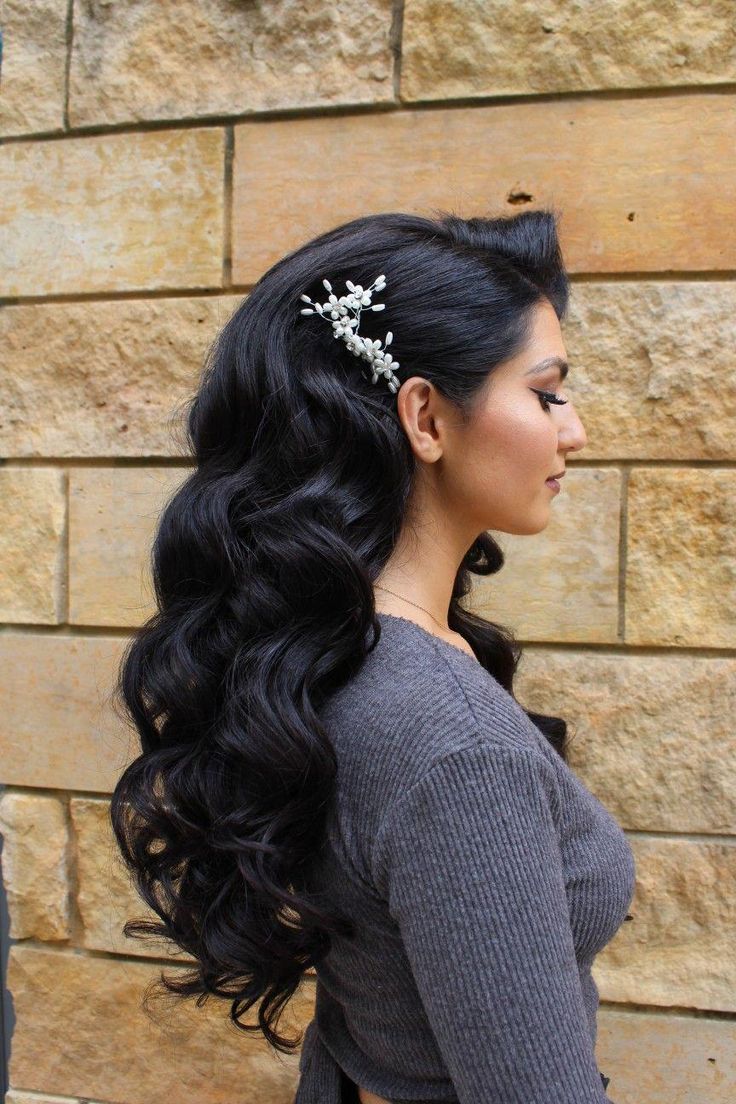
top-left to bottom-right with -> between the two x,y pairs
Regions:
110,207 -> 573,1052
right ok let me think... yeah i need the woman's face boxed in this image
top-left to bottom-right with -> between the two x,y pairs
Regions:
402,299 -> 588,539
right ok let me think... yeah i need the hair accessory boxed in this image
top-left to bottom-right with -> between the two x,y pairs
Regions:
299,275 -> 402,395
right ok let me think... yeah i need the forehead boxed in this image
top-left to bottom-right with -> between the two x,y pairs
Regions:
515,302 -> 567,370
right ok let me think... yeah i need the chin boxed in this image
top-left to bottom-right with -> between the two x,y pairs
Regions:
501,511 -> 552,537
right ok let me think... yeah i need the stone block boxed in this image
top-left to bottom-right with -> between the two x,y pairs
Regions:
68,466 -> 190,626
0,467 -> 65,623
0,791 -> 69,940
1,129 -> 225,297
470,468 -> 620,643
69,0 -> 395,127
0,0 -> 67,137
232,95 -> 736,282
562,282 -> 736,461
0,633 -> 134,793
626,469 -> 736,647
4,282 -> 729,463
70,796 -> 193,960
7,944 -> 733,1103
401,0 -> 736,102
7,1093 -> 103,1104
517,650 -> 736,833
595,837 -> 736,1013
0,295 -> 243,458
596,1006 -> 735,1102
7,945 -> 312,1103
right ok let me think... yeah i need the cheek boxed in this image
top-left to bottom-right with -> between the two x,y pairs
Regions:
472,402 -> 555,477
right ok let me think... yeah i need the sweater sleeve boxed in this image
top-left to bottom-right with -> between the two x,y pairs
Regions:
372,741 -> 610,1104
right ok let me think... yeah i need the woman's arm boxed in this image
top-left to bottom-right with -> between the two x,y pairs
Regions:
372,741 -> 610,1104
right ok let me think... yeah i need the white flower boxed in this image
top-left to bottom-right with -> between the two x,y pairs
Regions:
297,273 -> 401,395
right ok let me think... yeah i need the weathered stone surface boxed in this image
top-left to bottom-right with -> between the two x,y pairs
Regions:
4,283 -> 729,462
0,129 -> 225,297
232,95 -> 736,282
401,0 -> 736,102
0,295 -> 243,458
69,0 -> 395,128
596,1006 -> 735,1103
0,792 -> 69,940
7,1093 -> 101,1104
0,633 -> 133,793
626,469 -> 736,647
0,467 -> 66,623
517,650 -> 736,834
69,466 -> 190,626
70,795 -> 194,960
7,944 -> 311,1103
7,943 -> 732,1103
0,0 -> 67,137
594,837 -> 736,1013
563,281 -> 736,461
470,468 -> 620,643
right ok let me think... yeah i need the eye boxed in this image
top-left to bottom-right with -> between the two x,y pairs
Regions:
531,387 -> 568,413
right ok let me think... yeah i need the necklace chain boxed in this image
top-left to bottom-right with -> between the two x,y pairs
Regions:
374,585 -> 447,630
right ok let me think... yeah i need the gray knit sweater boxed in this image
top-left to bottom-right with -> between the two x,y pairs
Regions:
294,612 -> 635,1103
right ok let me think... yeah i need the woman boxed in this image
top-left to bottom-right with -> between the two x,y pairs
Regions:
110,209 -> 633,1103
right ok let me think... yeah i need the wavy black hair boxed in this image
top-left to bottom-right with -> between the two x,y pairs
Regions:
109,207 -> 573,1054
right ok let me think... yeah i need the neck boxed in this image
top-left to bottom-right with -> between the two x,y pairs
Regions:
373,476 -> 481,632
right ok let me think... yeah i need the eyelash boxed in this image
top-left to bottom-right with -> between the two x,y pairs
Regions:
530,387 -> 568,413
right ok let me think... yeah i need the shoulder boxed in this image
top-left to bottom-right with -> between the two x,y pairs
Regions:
320,613 -> 557,793
369,737 -> 563,899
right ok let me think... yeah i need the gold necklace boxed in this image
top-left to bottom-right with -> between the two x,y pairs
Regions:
374,584 -> 447,631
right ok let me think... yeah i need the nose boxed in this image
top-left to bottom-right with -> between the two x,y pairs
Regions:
560,400 -> 587,453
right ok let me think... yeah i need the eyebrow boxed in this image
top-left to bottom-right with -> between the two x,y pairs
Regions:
525,356 -> 569,381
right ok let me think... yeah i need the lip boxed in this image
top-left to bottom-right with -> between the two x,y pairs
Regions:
545,478 -> 561,494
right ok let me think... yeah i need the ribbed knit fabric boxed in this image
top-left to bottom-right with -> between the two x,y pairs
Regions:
294,612 -> 636,1104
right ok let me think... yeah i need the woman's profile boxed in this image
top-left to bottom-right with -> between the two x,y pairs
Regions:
109,209 -> 633,1103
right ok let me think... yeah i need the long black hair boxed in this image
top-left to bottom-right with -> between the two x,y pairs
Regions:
109,207 -> 572,1053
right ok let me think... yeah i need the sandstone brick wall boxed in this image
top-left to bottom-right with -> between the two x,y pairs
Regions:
1,2 -> 735,1102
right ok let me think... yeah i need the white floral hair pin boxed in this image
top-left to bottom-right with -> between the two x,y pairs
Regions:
298,274 -> 402,395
